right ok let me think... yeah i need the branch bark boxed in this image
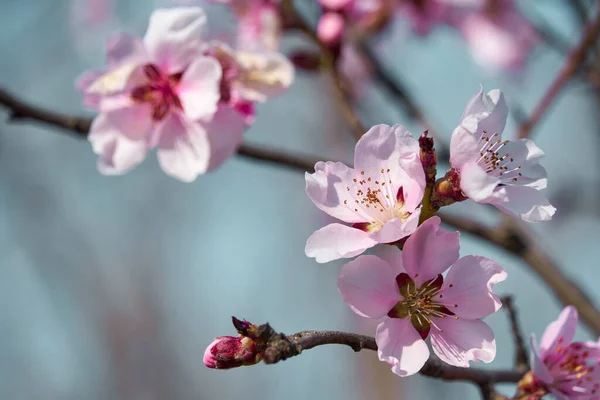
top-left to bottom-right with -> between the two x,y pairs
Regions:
259,327 -> 524,385
517,0 -> 600,139
0,89 -> 318,173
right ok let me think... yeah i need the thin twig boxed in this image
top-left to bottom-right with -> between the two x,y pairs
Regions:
0,88 -> 319,173
260,327 -> 524,384
441,213 -> 600,336
500,296 -> 529,371
517,0 -> 600,139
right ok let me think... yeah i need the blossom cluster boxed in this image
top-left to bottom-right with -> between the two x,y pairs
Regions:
78,7 -> 293,181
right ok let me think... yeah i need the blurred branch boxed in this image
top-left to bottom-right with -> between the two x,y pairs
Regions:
500,296 -> 528,371
0,88 -> 319,173
517,1 -> 600,139
441,213 -> 600,336
248,323 -> 524,386
282,0 -> 366,138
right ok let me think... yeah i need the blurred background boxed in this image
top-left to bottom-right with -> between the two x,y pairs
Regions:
0,0 -> 599,399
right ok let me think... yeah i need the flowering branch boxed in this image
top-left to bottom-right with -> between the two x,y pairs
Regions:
3,87 -> 599,340
0,88 -> 319,173
210,318 -> 524,386
517,0 -> 600,139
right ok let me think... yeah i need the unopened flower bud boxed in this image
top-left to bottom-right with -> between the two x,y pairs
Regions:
317,12 -> 345,47
418,130 -> 437,186
203,336 -> 261,369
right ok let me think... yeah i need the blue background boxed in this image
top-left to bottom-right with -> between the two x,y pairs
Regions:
0,0 -> 598,399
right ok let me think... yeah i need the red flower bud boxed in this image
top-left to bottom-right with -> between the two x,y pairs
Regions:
203,336 -> 261,370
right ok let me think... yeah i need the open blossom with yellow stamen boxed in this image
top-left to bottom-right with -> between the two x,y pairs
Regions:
530,306 -> 600,399
305,124 -> 426,263
338,217 -> 506,376
449,86 -> 555,221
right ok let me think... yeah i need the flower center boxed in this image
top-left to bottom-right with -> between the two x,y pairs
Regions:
388,273 -> 455,339
545,340 -> 600,395
476,130 -> 523,183
131,64 -> 183,121
345,169 -> 411,232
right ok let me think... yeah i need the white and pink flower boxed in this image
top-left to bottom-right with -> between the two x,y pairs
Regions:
530,306 -> 600,399
338,216 -> 506,376
449,87 -> 556,221
78,7 -> 293,181
305,124 -> 425,263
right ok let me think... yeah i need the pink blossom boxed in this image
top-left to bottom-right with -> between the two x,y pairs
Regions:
207,0 -> 282,51
305,124 -> 426,263
78,7 -> 246,181
205,42 -> 294,124
531,306 -> 600,399
459,0 -> 538,71
338,216 -> 506,376
449,87 -> 556,221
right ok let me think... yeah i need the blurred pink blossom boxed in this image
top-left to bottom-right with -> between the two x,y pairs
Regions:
531,306 -> 600,398
207,0 -> 282,51
449,87 -> 555,221
78,7 -> 243,181
459,0 -> 539,71
305,124 -> 425,263
338,216 -> 506,376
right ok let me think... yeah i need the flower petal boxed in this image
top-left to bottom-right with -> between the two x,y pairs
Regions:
430,318 -> 496,367
460,161 -> 499,202
368,210 -> 421,244
234,51 -> 295,102
539,306 -> 578,356
490,185 -> 556,222
499,139 -> 548,189
338,255 -> 400,318
530,335 -> 555,385
451,87 -> 508,169
157,114 -> 211,182
305,223 -> 378,263
305,161 -> 365,223
375,245 -> 407,276
76,70 -> 104,109
354,124 -> 423,187
376,319 -> 430,377
402,216 -> 460,285
438,256 -> 507,319
88,106 -> 153,175
144,7 -> 207,73
459,87 -> 508,138
106,32 -> 148,67
178,56 -> 222,120
204,106 -> 247,172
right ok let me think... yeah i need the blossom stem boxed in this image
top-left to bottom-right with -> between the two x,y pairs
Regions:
235,322 -> 525,385
500,296 -> 529,371
0,88 -> 319,173
517,0 -> 600,139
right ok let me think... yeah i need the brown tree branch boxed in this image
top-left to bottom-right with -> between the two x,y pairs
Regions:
500,296 -> 528,371
517,0 -> 600,139
245,323 -> 524,385
0,89 -> 319,173
441,213 -> 600,336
